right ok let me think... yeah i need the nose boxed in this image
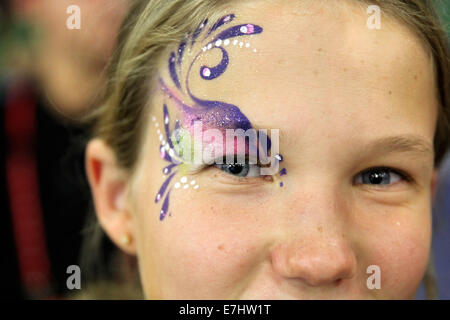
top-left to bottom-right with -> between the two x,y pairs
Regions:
270,235 -> 357,287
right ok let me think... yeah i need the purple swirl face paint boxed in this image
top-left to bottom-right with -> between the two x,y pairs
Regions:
204,14 -> 235,38
154,13 -> 283,220
153,105 -> 182,220
162,14 -> 263,136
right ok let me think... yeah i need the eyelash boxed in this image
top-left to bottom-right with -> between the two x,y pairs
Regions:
208,155 -> 270,181
353,166 -> 413,186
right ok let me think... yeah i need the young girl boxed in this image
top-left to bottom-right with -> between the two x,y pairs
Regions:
84,0 -> 449,299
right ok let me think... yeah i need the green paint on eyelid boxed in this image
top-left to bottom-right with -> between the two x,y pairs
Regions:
177,163 -> 191,176
172,127 -> 195,161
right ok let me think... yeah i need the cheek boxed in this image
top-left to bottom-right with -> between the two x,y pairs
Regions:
356,205 -> 431,299
387,221 -> 430,298
134,179 -> 266,299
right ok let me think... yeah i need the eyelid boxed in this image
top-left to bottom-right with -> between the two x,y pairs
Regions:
374,166 -> 411,182
216,162 -> 261,178
210,166 -> 273,185
181,155 -> 258,175
353,166 -> 412,186
206,155 -> 275,184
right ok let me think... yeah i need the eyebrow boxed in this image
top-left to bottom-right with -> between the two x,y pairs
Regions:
361,134 -> 434,159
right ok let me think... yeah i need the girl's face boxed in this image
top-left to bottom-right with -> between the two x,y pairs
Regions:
89,1 -> 439,299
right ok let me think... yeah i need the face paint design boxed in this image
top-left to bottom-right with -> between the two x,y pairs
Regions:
152,108 -> 183,220
161,14 -> 263,135
155,13 -> 284,220
274,154 -> 286,187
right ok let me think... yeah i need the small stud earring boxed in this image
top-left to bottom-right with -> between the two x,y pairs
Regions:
120,234 -> 131,245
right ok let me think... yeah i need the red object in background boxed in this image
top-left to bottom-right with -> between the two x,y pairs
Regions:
5,80 -> 53,299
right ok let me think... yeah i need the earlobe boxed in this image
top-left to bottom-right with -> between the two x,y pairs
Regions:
85,138 -> 137,255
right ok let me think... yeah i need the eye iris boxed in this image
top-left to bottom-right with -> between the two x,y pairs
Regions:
364,170 -> 389,184
222,163 -> 249,176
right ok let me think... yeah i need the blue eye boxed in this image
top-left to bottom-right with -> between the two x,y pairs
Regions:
215,163 -> 261,177
355,167 -> 406,185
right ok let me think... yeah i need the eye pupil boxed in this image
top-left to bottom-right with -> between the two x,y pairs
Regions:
365,170 -> 389,184
226,164 -> 245,175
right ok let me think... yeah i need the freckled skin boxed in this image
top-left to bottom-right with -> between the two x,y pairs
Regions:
126,0 -> 437,299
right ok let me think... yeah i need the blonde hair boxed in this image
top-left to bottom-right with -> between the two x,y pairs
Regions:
83,0 -> 449,299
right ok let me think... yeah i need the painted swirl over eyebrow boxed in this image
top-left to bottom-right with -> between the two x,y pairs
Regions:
169,52 -> 181,89
175,14 -> 236,69
205,13 -> 235,38
191,18 -> 208,47
166,18 -> 264,133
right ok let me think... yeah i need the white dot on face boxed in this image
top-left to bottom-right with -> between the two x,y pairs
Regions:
224,39 -> 230,46
245,43 -> 250,48
202,46 -> 207,52
239,42 -> 243,48
233,39 -> 238,45
174,182 -> 181,189
207,43 -> 212,50
183,184 -> 189,189
215,39 -> 222,47
159,134 -> 163,141
190,180 -> 196,185
155,123 -> 159,128
193,185 -> 199,189
253,48 -> 257,53
180,176 -> 187,184
156,129 -> 161,134
152,116 -> 156,122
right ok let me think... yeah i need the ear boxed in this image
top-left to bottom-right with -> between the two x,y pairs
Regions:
86,138 -> 136,255
430,169 -> 438,202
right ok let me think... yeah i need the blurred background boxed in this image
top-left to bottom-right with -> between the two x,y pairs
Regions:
0,0 -> 449,299
0,0 -> 130,299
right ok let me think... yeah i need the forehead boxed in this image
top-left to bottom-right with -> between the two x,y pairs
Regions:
155,0 -> 438,144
